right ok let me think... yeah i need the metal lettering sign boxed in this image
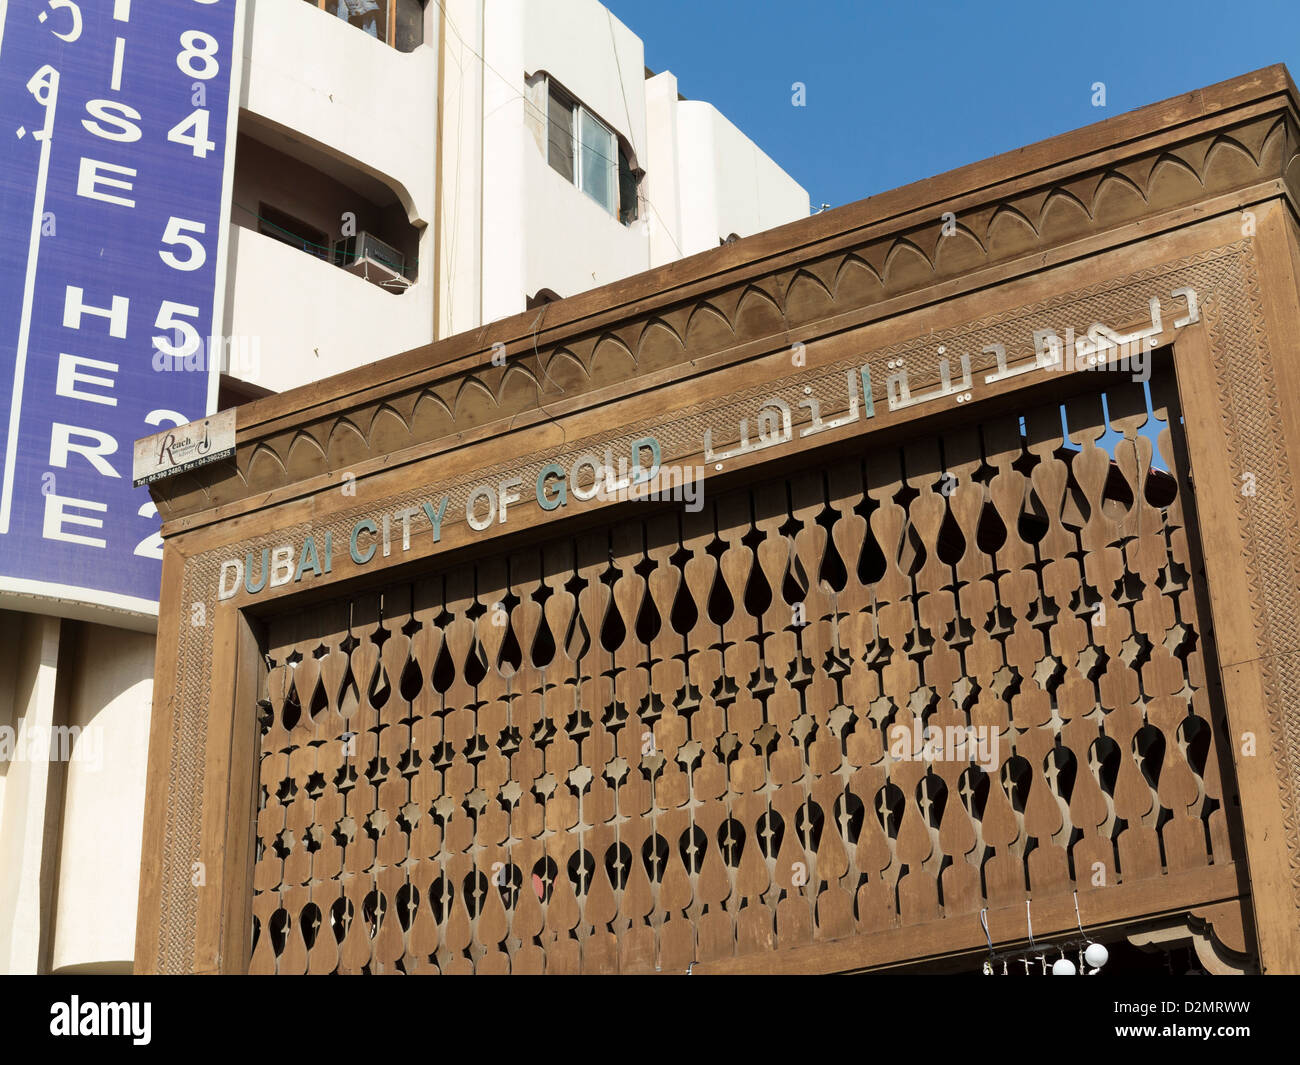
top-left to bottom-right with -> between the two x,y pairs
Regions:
0,0 -> 244,615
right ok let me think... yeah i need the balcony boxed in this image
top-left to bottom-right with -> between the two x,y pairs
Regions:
224,223 -> 434,393
241,0 -> 437,226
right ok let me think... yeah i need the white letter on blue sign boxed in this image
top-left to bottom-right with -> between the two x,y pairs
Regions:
82,100 -> 142,143
49,424 -> 120,478
76,157 -> 136,208
43,494 -> 108,548
56,353 -> 119,407
63,286 -> 128,338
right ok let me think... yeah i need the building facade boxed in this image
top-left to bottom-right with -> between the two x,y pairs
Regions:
0,0 -> 807,974
136,67 -> 1300,975
227,0 -> 808,393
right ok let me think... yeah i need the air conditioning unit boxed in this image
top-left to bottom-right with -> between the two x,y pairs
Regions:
334,231 -> 407,285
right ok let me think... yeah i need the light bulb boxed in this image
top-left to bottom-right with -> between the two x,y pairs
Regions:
1084,942 -> 1109,968
1052,957 -> 1077,975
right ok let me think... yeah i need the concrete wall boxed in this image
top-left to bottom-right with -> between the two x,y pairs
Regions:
49,625 -> 154,973
226,223 -> 435,391
437,0 -> 485,337
519,144 -> 651,307
521,0 -> 647,159
0,613 -> 64,974
675,100 -> 811,257
643,71 -> 686,269
0,615 -> 153,974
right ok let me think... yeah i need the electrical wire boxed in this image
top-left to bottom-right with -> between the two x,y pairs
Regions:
316,0 -> 767,265
428,0 -> 688,243
289,1 -> 724,294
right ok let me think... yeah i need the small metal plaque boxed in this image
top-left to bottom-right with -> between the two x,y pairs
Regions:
133,409 -> 236,487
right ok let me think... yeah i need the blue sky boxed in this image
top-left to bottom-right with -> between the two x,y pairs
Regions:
606,0 -> 1299,211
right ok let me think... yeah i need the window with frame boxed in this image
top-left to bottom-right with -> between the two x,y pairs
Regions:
301,0 -> 426,52
545,78 -> 639,224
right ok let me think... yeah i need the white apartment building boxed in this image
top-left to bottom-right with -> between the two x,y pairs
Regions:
224,0 -> 808,394
0,0 -> 808,973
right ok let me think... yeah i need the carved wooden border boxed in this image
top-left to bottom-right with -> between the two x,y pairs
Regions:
1199,245 -> 1300,915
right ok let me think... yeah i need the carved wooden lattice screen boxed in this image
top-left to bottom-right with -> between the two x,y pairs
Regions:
250,364 -> 1243,973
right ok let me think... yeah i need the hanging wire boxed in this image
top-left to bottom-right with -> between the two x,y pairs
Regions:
427,0 -> 689,249
280,0 -> 718,296
1073,890 -> 1090,942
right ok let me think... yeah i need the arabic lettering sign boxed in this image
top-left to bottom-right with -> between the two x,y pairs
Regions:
213,285 -> 1203,601
0,0 -> 243,615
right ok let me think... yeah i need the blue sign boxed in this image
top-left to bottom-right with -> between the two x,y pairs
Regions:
0,0 -> 242,615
